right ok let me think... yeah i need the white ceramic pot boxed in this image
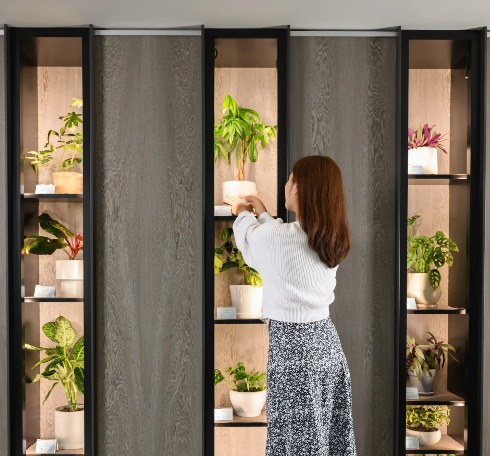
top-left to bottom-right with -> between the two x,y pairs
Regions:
53,172 -> 83,194
55,406 -> 84,449
408,368 -> 437,394
229,390 -> 267,417
407,273 -> 442,307
408,147 -> 438,174
230,285 -> 263,318
223,181 -> 256,203
406,427 -> 442,446
56,260 -> 83,297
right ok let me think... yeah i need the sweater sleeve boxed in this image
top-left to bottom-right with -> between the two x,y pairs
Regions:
232,211 -> 283,269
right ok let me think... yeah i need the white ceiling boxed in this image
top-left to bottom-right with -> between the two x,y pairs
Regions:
1,0 -> 489,30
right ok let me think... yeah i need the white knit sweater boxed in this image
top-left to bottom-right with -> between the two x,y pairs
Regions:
232,210 -> 339,326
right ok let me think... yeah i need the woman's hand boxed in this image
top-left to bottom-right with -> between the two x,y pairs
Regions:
237,194 -> 267,216
225,194 -> 254,216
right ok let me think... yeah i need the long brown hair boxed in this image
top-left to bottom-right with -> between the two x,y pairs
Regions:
292,155 -> 350,268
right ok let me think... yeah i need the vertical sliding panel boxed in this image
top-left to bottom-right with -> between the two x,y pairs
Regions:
290,36 -> 396,456
94,35 -> 202,456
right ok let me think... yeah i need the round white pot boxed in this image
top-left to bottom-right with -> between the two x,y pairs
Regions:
408,368 -> 437,394
55,406 -> 84,450
230,285 -> 263,318
223,181 -> 256,203
407,273 -> 442,307
56,260 -> 83,297
408,147 -> 438,174
229,390 -> 267,417
53,172 -> 83,194
406,427 -> 442,446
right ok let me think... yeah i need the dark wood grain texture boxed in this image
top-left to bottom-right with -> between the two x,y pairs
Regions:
94,36 -> 202,456
290,37 -> 396,456
0,35 -> 8,456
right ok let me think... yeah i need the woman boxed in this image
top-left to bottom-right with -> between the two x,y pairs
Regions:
228,155 -> 357,456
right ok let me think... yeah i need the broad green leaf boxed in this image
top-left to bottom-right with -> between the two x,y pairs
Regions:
42,321 -> 58,342
23,343 -> 45,351
24,236 -> 66,255
74,367 -> 85,395
429,269 -> 441,290
54,316 -> 76,347
39,213 -> 73,240
72,337 -> 84,363
32,355 -> 58,368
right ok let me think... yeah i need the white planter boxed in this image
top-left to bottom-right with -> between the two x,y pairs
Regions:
229,390 -> 267,417
223,181 -> 256,203
406,427 -> 442,446
407,273 -> 442,307
55,406 -> 84,450
408,368 -> 437,394
408,147 -> 438,174
230,285 -> 263,318
56,260 -> 83,297
53,172 -> 83,194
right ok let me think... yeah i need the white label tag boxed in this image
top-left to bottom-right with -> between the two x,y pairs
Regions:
34,285 -> 56,298
214,408 -> 233,421
405,436 -> 419,449
216,307 -> 237,320
35,184 -> 56,194
35,439 -> 57,453
406,387 -> 420,400
406,298 -> 417,309
214,205 -> 232,216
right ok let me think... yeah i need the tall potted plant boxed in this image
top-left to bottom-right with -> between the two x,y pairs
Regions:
214,95 -> 277,203
407,215 -> 458,308
215,227 -> 263,318
406,405 -> 450,446
27,98 -> 84,194
24,213 -> 83,297
408,123 -> 447,174
215,361 -> 267,417
24,316 -> 84,449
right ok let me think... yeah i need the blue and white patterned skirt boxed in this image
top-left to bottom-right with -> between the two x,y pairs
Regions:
265,317 -> 357,456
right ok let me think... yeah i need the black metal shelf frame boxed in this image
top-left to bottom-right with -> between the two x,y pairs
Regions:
5,26 -> 95,456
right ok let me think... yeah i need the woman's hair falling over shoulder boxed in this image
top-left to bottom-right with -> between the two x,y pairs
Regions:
292,155 -> 351,268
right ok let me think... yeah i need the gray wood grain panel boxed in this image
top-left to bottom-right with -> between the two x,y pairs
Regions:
290,37 -> 396,456
0,35 -> 8,456
94,36 -> 202,456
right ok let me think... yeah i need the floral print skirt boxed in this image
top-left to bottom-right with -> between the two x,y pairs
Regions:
266,317 -> 357,456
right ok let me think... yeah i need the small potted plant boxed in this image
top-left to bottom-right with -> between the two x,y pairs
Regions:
24,213 -> 83,297
215,227 -> 263,318
408,123 -> 448,174
407,215 -> 458,308
214,95 -> 277,203
24,316 -> 84,449
406,405 -> 450,446
215,361 -> 267,417
406,332 -> 458,394
26,98 -> 84,194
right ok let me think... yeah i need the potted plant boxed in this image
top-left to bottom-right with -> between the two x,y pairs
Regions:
24,213 -> 84,297
24,316 -> 84,449
406,332 -> 458,394
407,215 -> 458,308
214,94 -> 277,203
408,123 -> 448,174
26,98 -> 84,194
215,361 -> 267,417
406,405 -> 450,446
215,227 -> 263,318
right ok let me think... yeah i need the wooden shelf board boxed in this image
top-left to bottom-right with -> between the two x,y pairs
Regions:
22,193 -> 83,201
407,390 -> 465,406
406,433 -> 464,454
215,410 -> 267,427
215,319 -> 265,324
407,305 -> 466,314
22,297 -> 84,302
408,174 -> 469,185
26,442 -> 84,454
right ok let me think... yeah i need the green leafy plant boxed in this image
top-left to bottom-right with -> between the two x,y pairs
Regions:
407,214 -> 458,290
26,98 -> 83,173
406,405 -> 450,432
214,361 -> 266,392
24,213 -> 83,260
214,227 -> 262,286
406,332 -> 458,381
214,94 -> 278,181
24,316 -> 84,412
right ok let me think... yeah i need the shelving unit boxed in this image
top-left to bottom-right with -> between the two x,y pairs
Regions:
204,27 -> 289,455
6,26 -> 94,456
397,29 -> 486,455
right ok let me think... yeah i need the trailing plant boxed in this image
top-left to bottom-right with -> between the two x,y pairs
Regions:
214,95 -> 278,181
408,124 -> 448,154
24,212 -> 83,260
406,405 -> 450,432
407,214 -> 458,290
27,98 -> 83,173
215,227 -> 262,286
214,361 -> 266,392
24,316 -> 84,412
406,332 -> 458,381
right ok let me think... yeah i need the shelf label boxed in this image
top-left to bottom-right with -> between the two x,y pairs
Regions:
34,285 -> 56,298
214,408 -> 233,421
406,298 -> 417,309
406,387 -> 420,400
35,439 -> 57,453
405,435 -> 419,449
216,307 -> 237,320
35,184 -> 56,194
